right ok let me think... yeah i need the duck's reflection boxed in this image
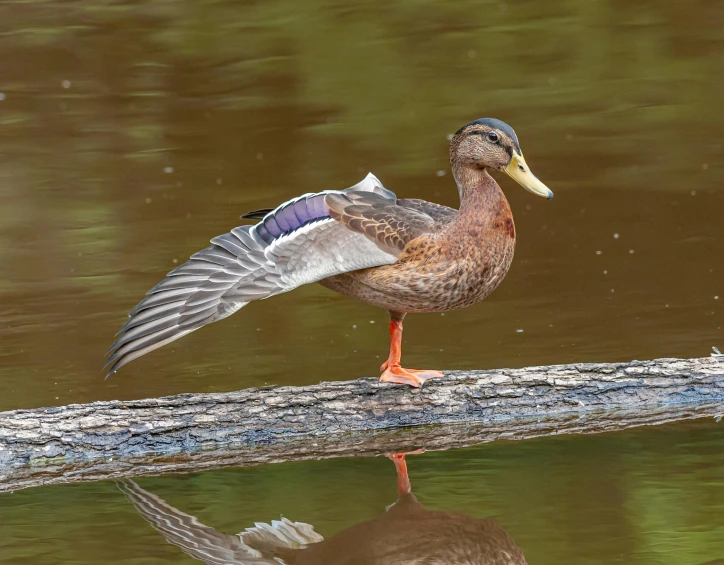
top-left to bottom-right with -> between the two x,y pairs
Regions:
118,453 -> 527,564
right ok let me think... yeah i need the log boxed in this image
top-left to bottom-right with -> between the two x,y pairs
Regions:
1,356 -> 722,493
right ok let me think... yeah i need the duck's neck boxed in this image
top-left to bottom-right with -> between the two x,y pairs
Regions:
451,164 -> 512,232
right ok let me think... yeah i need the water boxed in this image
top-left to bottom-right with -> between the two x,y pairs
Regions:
0,0 -> 723,562
1,421 -> 723,564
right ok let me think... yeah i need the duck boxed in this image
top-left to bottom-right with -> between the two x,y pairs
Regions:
117,452 -> 528,564
106,118 -> 553,386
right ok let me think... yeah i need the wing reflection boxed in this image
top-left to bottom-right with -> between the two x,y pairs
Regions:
118,453 -> 527,564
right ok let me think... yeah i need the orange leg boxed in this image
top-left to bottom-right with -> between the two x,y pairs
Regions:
379,313 -> 444,388
387,453 -> 413,495
386,449 -> 424,496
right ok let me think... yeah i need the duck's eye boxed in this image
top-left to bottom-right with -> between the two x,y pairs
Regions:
487,131 -> 499,142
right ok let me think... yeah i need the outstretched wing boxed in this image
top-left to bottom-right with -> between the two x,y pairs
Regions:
117,480 -> 322,564
105,173 -> 409,375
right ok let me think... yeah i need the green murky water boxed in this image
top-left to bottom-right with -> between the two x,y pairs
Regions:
2,421 -> 723,564
0,0 -> 722,562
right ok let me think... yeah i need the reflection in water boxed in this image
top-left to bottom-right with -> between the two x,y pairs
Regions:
118,453 -> 527,564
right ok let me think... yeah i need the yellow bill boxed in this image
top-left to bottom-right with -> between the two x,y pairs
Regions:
504,153 -> 553,199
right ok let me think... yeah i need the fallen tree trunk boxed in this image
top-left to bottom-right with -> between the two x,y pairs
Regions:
1,356 -> 722,493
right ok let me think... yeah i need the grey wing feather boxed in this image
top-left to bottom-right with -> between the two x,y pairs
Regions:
117,480 -> 321,564
105,173 -> 398,376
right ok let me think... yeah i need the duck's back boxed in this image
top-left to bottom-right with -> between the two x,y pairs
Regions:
283,494 -> 527,565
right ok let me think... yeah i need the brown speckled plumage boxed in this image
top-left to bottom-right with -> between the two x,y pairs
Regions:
325,191 -> 438,254
319,168 -> 515,313
106,117 -> 551,385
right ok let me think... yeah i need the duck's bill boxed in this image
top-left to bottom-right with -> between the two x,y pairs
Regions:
504,154 -> 554,199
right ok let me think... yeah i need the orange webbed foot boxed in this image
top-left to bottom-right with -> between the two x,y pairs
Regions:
379,365 -> 444,388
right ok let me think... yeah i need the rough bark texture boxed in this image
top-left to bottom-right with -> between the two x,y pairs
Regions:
1,357 -> 722,493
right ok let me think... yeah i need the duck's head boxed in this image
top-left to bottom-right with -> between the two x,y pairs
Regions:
450,117 -> 553,199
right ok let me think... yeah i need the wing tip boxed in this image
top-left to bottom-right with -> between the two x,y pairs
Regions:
102,357 -> 119,379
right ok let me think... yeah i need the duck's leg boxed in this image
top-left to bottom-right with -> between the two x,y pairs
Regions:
387,453 -> 412,495
379,311 -> 444,388
386,450 -> 425,495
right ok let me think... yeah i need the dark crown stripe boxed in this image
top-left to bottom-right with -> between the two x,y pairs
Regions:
456,117 -> 521,153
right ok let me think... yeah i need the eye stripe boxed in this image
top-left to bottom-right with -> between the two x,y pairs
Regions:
466,129 -> 502,143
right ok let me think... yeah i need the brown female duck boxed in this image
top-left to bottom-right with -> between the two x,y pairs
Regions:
118,452 -> 528,564
106,118 -> 553,386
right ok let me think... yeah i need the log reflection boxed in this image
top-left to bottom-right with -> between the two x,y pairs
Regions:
118,453 -> 527,564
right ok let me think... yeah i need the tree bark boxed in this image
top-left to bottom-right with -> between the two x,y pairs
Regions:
1,356 -> 722,493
